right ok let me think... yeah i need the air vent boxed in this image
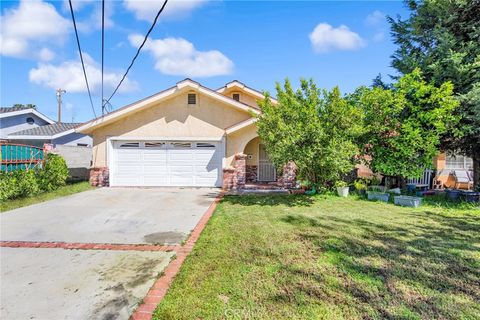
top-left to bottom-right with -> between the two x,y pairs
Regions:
232,93 -> 240,102
187,93 -> 197,105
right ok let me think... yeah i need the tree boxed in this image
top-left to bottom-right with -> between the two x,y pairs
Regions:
388,0 -> 480,188
354,69 -> 460,187
12,104 -> 36,109
257,79 -> 364,190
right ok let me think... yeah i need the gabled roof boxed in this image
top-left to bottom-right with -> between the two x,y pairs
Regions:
0,106 -> 55,124
216,80 -> 278,104
76,78 -> 260,134
8,123 -> 80,139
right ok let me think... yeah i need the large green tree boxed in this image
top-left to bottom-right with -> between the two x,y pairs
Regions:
389,0 -> 480,188
257,79 -> 363,189
354,70 -> 460,187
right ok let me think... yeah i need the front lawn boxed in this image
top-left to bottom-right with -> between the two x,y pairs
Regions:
154,195 -> 480,320
0,181 -> 93,212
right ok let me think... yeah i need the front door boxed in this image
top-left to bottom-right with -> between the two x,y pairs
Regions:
258,144 -> 276,182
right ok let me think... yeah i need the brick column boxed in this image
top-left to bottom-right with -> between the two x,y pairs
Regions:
233,153 -> 247,189
89,167 -> 109,187
222,153 -> 247,191
281,161 -> 297,189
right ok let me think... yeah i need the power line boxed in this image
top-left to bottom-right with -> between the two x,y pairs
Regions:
101,0 -> 105,115
105,0 -> 169,106
68,0 -> 97,118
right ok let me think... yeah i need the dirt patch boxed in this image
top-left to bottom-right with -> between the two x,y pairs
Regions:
144,231 -> 185,245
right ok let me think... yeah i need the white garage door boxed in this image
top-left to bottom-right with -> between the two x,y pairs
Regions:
111,140 -> 223,187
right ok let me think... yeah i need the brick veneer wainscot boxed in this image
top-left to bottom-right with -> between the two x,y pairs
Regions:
89,167 -> 109,187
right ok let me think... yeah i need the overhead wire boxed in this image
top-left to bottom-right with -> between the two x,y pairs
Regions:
68,0 -> 97,118
104,0 -> 169,107
101,0 -> 105,115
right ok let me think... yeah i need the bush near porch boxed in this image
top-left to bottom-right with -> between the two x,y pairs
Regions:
154,195 -> 479,320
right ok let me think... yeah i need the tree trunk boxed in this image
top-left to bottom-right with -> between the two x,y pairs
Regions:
397,176 -> 407,191
473,152 -> 480,191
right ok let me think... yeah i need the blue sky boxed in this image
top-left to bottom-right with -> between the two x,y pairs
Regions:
1,0 -> 409,123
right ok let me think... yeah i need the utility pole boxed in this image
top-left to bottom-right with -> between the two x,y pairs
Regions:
56,88 -> 66,123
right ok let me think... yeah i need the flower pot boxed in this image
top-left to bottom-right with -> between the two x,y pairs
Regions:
460,191 -> 480,203
367,191 -> 389,202
394,195 -> 422,208
337,186 -> 349,197
446,189 -> 461,201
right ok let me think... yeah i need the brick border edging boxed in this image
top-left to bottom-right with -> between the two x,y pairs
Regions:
0,241 -> 179,252
130,191 -> 224,320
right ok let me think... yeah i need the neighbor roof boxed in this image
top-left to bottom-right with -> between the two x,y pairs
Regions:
0,105 -> 55,124
76,78 -> 261,134
8,123 -> 80,139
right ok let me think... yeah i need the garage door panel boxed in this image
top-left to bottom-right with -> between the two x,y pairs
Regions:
112,140 -> 222,187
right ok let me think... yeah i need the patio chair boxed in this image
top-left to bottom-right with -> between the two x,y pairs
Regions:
453,170 -> 473,190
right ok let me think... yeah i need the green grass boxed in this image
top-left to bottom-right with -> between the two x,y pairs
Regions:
1,181 -> 93,212
154,195 -> 480,320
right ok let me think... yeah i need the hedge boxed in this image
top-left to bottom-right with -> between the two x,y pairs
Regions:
0,153 -> 68,202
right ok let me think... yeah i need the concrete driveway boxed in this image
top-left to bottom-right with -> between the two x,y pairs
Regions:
0,187 -> 218,320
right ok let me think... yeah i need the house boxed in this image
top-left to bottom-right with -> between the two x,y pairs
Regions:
76,79 -> 295,189
0,105 -> 92,147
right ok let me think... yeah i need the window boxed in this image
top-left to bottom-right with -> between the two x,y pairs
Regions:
119,142 -> 140,148
196,142 -> 215,148
171,142 -> 192,148
232,93 -> 241,102
26,117 -> 35,125
145,142 -> 165,148
187,93 -> 197,105
446,155 -> 473,170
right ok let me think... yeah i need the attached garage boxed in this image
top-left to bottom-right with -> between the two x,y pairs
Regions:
110,140 -> 223,187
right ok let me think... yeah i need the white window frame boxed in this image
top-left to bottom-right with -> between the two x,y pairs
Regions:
445,155 -> 473,170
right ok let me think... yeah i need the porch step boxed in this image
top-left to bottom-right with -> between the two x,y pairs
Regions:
228,189 -> 290,195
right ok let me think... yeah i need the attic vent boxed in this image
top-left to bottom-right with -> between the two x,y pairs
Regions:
187,93 -> 197,105
232,93 -> 240,102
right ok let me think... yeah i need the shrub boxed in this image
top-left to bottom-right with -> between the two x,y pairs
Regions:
37,153 -> 69,191
0,170 -> 40,201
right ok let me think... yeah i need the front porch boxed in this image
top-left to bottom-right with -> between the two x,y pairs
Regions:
222,136 -> 297,191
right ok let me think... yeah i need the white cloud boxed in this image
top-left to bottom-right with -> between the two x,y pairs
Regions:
0,0 -> 70,60
309,23 -> 365,53
29,53 -> 138,94
129,34 -> 233,77
365,10 -> 385,26
124,0 -> 208,21
76,1 -> 115,33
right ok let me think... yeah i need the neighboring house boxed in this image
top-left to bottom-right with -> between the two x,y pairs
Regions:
0,106 -> 92,147
76,79 -> 292,189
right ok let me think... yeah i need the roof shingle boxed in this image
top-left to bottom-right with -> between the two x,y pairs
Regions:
9,123 -> 81,137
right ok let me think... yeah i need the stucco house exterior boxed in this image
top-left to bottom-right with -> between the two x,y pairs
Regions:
76,79 -> 293,189
0,105 -> 92,147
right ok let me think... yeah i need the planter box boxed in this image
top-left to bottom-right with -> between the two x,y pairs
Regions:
394,195 -> 422,208
367,191 -> 390,202
337,187 -> 349,197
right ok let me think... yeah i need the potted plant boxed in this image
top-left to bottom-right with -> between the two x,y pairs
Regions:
393,195 -> 423,207
335,180 -> 349,197
445,188 -> 461,201
460,190 -> 480,203
367,185 -> 390,202
353,179 -> 368,196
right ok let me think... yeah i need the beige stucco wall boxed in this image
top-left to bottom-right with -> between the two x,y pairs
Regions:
244,136 -> 260,166
221,87 -> 262,109
91,92 -> 252,167
225,125 -> 258,167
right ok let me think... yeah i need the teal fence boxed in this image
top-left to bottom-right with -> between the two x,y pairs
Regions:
0,143 -> 44,172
